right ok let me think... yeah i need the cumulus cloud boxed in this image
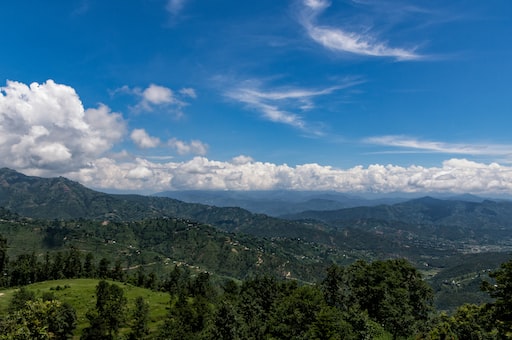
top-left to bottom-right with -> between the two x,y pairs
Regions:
168,138 -> 208,155
116,84 -> 196,117
68,156 -> 512,196
0,79 -> 125,173
131,129 -> 161,148
143,84 -> 175,105
299,0 -> 422,60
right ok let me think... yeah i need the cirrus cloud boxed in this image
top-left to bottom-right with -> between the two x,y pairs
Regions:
299,0 -> 422,60
364,135 -> 512,158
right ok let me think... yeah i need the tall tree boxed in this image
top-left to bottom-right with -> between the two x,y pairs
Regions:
0,234 -> 8,287
98,258 -> 110,279
82,280 -> 127,339
128,296 -> 150,340
83,253 -> 95,278
482,259 -> 512,338
63,247 -> 82,279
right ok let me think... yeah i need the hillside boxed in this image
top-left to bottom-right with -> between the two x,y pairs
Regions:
0,168 -> 333,239
284,196 -> 512,253
0,168 -> 426,261
0,278 -> 170,338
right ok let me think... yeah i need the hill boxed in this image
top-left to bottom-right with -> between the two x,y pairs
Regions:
0,168 -> 416,260
284,196 -> 512,253
0,278 -> 169,338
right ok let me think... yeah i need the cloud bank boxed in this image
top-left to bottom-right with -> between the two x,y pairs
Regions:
70,156 -> 512,196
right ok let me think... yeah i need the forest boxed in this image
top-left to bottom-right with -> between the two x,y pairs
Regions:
0,231 -> 511,339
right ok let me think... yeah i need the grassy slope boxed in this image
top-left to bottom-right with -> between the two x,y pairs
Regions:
0,278 -> 170,339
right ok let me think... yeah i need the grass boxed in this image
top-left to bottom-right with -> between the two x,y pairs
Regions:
0,278 -> 170,339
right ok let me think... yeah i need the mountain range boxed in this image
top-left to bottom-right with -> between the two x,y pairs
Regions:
2,168 -> 512,309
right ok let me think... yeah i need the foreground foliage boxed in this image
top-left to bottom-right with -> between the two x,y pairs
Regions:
1,256 -> 512,339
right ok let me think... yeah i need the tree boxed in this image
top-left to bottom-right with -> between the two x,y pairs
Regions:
8,287 -> 36,313
322,264 -> 348,310
268,285 -> 325,339
110,259 -> 124,281
159,293 -> 212,339
63,247 -> 82,279
98,258 -> 110,279
82,281 -> 127,339
324,259 -> 433,338
0,234 -> 8,287
482,259 -> 512,338
10,253 -> 39,286
305,306 -> 355,340
128,296 -> 150,340
83,253 -> 95,278
238,275 -> 280,339
51,252 -> 65,280
208,301 -> 246,340
0,299 -> 77,340
46,301 -> 77,339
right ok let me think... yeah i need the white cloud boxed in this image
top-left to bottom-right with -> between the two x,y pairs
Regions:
131,129 -> 161,148
225,81 -> 357,134
364,135 -> 512,157
166,0 -> 188,16
143,84 -> 175,105
299,0 -> 422,60
0,79 -> 125,172
304,0 -> 331,11
180,88 -> 197,98
68,156 -> 512,196
168,138 -> 208,155
116,84 -> 196,117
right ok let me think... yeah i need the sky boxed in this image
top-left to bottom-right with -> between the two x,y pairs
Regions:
1,0 -> 511,195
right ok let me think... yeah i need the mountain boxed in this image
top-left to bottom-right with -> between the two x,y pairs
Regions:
154,189 -> 407,216
3,168 -> 512,257
283,196 -> 512,253
0,168 -> 380,252
2,168 -> 511,311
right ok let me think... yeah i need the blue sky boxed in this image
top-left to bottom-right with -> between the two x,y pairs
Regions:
1,0 -> 511,195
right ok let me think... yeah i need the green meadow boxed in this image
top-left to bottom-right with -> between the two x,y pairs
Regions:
0,278 -> 170,339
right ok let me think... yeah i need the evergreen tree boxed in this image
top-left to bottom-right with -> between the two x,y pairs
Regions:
128,296 -> 150,340
0,234 -> 8,287
208,301 -> 246,340
98,258 -> 110,279
63,247 -> 82,279
482,259 -> 512,338
82,280 -> 127,339
83,253 -> 95,278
